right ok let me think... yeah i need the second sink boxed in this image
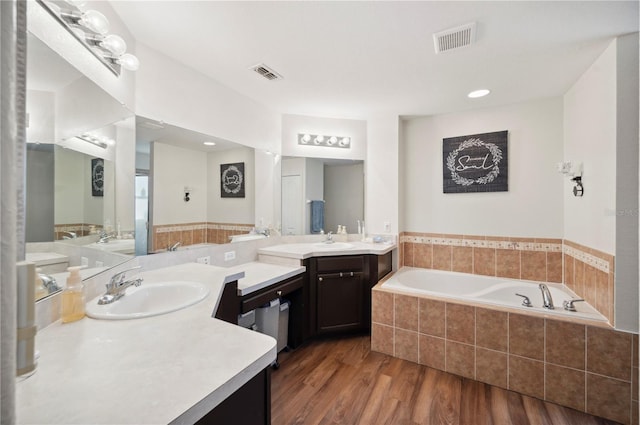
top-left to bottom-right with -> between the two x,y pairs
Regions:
86,281 -> 210,320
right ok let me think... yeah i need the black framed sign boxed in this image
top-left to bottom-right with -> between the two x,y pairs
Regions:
91,158 -> 104,197
443,130 -> 508,193
220,162 -> 245,198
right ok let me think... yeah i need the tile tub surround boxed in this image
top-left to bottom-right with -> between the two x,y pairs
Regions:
371,287 -> 638,425
399,233 -> 615,324
152,221 -> 254,251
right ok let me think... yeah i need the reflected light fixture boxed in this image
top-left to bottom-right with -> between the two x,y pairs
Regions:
38,0 -> 140,75
298,133 -> 351,149
468,89 -> 490,98
203,141 -> 216,146
75,133 -> 115,149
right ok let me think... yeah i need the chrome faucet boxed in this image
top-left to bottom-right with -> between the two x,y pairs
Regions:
61,231 -> 77,240
98,230 -> 114,243
325,231 -> 334,244
38,272 -> 61,294
168,241 -> 181,251
539,284 -> 554,309
98,266 -> 143,305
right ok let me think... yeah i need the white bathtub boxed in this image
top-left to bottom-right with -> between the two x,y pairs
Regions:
381,267 -> 607,323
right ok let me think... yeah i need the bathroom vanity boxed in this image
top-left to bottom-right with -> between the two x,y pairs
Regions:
216,242 -> 394,348
15,262 -> 305,425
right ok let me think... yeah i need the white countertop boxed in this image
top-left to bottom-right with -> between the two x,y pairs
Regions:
225,261 -> 306,296
258,240 -> 396,260
25,252 -> 70,266
16,262 -> 291,425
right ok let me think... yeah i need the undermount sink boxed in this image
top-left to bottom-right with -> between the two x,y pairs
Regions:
313,242 -> 354,250
86,281 -> 210,320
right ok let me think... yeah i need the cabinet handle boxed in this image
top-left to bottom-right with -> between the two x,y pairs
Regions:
318,277 -> 323,282
277,290 -> 282,297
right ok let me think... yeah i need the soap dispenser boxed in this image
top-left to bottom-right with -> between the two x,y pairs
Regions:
61,266 -> 85,323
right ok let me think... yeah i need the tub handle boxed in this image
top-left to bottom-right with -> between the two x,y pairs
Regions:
515,293 -> 533,307
563,298 -> 585,312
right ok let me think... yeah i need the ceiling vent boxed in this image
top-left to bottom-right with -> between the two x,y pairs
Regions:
433,22 -> 477,54
250,63 -> 283,81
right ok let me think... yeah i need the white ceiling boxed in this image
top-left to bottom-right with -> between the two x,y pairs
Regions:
110,1 -> 638,119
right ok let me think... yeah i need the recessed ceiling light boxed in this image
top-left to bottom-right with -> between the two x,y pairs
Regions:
468,89 -> 490,98
203,141 -> 216,146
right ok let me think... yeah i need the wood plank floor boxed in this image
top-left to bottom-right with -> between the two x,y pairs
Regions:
271,335 -> 619,425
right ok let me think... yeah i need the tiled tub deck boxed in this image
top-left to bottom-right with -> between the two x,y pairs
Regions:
372,285 -> 638,425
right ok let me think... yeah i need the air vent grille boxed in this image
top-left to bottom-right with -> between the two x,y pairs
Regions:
250,63 -> 283,81
433,22 -> 476,54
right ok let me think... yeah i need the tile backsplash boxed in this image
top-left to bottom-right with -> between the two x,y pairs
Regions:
152,222 -> 254,251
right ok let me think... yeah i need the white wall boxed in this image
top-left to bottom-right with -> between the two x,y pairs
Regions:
281,114 -> 367,160
26,90 -> 55,144
305,159 -> 324,233
115,117 -> 136,232
151,142 -> 207,225
207,147 -> 255,224
564,41 -> 617,254
134,43 -> 281,153
55,149 -> 88,224
254,150 -> 280,231
366,115 -> 400,235
401,98 -> 564,237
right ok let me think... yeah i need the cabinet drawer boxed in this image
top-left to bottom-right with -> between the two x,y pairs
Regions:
241,275 -> 303,313
315,256 -> 364,273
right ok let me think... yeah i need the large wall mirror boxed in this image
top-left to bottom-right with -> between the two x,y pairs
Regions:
281,156 -> 364,235
135,117 -> 257,254
26,31 -> 135,299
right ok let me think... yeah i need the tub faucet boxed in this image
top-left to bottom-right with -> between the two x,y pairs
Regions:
325,231 -> 334,244
168,241 -> 181,251
539,284 -> 554,309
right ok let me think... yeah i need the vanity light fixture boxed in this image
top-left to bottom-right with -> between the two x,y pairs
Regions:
76,133 -> 108,149
37,0 -> 140,75
297,133 -> 351,149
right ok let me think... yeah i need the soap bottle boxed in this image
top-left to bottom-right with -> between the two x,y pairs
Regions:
61,266 -> 85,323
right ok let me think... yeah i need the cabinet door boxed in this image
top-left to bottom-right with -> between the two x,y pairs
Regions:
316,272 -> 363,333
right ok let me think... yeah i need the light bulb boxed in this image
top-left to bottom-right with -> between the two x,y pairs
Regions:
118,53 -> 139,71
314,135 -> 324,145
340,137 -> 350,147
301,134 -> 311,144
100,34 -> 127,55
328,136 -> 337,145
79,10 -> 109,35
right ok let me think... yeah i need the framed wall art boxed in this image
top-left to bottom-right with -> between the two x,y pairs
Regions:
220,162 -> 245,198
91,158 -> 104,197
443,130 -> 508,193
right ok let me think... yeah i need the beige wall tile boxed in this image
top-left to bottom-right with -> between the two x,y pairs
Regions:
586,373 -> 632,424
474,247 -> 496,276
595,269 -> 611,322
545,364 -> 585,412
403,242 -> 415,267
521,251 -> 546,282
509,356 -> 544,400
476,308 -> 507,352
574,260 -> 585,299
372,290 -> 394,326
371,323 -> 394,356
496,249 -> 520,279
446,303 -> 475,345
446,341 -> 475,380
546,320 -> 585,370
546,251 -> 562,283
419,298 -> 445,338
584,265 -> 597,308
395,294 -> 419,331
509,313 -> 544,361
395,328 -> 419,363
414,243 -> 432,269
419,334 -> 445,370
587,326 -> 632,381
564,254 -> 574,289
432,245 -> 452,271
476,348 -> 507,388
452,246 -> 473,274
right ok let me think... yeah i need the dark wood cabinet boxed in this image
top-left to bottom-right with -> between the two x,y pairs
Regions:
316,271 -> 364,333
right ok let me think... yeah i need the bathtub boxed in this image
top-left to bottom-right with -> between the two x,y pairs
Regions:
381,267 -> 607,323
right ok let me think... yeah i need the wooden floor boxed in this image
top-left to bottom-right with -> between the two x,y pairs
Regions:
271,334 -> 619,425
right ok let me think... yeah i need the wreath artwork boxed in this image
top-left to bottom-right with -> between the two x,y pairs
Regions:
443,131 -> 508,193
91,158 -> 104,197
220,162 -> 245,198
